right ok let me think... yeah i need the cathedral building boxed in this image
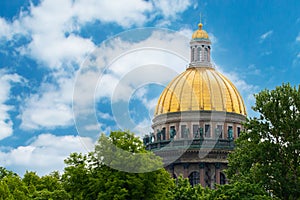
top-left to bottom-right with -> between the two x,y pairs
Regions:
144,22 -> 246,188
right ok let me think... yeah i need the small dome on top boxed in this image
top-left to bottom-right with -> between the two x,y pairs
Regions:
192,23 -> 209,40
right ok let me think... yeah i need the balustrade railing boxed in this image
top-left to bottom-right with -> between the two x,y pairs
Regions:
145,138 -> 234,151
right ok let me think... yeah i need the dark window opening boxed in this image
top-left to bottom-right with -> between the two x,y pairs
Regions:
205,124 -> 210,138
189,171 -> 200,187
170,126 -> 176,139
181,125 -> 187,138
193,125 -> 199,138
220,172 -> 226,185
216,125 -> 223,138
237,127 -> 241,137
228,126 -> 233,139
162,127 -> 166,140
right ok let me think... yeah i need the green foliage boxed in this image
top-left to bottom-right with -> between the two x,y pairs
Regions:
227,83 -> 300,200
62,152 -> 93,199
2,103 -> 297,200
62,130 -> 174,200
170,177 -> 274,200
32,189 -> 70,200
0,169 -> 29,200
95,131 -> 163,173
171,176 -> 211,200
210,181 -> 276,200
0,168 -> 69,200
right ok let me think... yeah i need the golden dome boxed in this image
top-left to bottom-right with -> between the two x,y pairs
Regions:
155,67 -> 246,116
192,23 -> 209,40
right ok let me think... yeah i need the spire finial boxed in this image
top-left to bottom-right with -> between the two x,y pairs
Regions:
198,13 -> 203,30
200,13 -> 202,24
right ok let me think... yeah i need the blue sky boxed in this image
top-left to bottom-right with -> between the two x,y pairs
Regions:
0,0 -> 299,176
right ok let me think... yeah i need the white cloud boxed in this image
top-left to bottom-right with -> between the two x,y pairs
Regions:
259,30 -> 273,43
0,17 -> 23,40
6,0 -> 152,68
95,30 -> 190,102
152,0 -> 192,18
22,33 -> 95,69
178,28 -> 193,38
20,75 -> 74,130
0,133 -> 95,176
0,70 -> 24,140
1,0 -> 192,69
132,118 -> 153,138
98,112 -> 114,121
0,18 -> 11,39
20,29 -> 190,131
69,29 -> 190,134
151,0 -> 192,26
73,0 -> 153,27
9,0 -> 192,132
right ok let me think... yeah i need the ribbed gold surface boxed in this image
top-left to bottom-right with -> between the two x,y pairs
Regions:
155,67 -> 246,116
192,23 -> 209,39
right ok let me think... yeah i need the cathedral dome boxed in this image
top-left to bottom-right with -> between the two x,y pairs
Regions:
192,23 -> 209,40
154,67 -> 246,116
148,20 -> 247,188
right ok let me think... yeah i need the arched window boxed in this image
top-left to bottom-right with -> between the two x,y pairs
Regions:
197,47 -> 202,61
191,48 -> 194,61
220,172 -> 226,185
204,48 -> 208,61
188,171 -> 200,186
207,47 -> 210,62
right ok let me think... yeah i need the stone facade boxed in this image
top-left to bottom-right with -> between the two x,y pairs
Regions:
145,110 -> 245,188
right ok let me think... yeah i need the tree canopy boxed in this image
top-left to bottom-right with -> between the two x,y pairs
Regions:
227,83 -> 300,199
62,130 -> 174,200
3,86 -> 298,200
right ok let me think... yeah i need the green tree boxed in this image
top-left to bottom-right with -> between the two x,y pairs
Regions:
227,83 -> 300,199
210,181 -> 276,200
0,168 -> 29,200
62,152 -> 92,199
22,170 -> 70,200
22,171 -> 40,194
63,130 -> 174,200
171,176 -> 211,200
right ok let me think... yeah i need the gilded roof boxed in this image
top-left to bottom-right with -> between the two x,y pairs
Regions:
192,23 -> 209,40
154,67 -> 246,116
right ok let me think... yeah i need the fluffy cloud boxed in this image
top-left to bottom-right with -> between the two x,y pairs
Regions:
0,70 -> 24,140
17,0 -> 95,68
0,133 -> 95,176
72,0 -> 153,27
9,0 -> 193,132
20,74 -> 74,130
152,0 -> 192,18
68,28 -> 191,135
2,0 -> 193,69
0,18 -> 11,39
20,29 -> 190,131
4,0 -> 152,68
